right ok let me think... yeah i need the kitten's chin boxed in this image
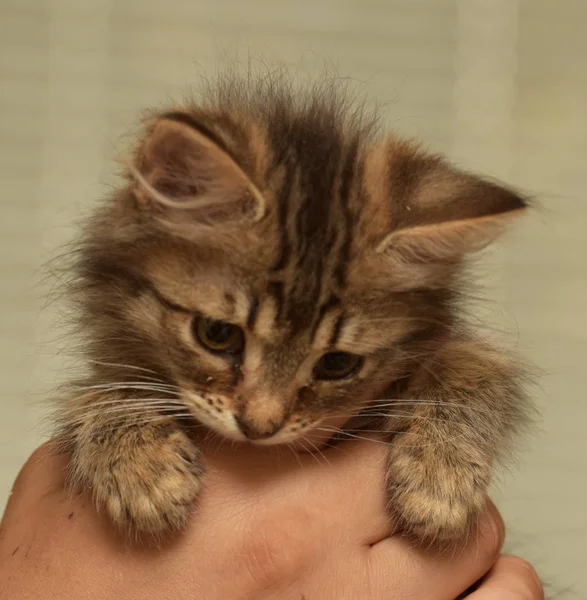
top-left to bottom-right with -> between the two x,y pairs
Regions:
250,428 -> 314,447
252,413 -> 354,449
196,415 -> 248,443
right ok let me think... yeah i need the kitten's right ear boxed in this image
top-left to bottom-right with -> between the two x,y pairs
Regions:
130,113 -> 266,223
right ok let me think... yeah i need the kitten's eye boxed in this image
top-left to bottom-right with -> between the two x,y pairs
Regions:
193,317 -> 244,354
314,352 -> 363,380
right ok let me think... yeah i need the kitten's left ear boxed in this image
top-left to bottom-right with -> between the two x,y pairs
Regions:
377,158 -> 528,263
130,113 -> 266,223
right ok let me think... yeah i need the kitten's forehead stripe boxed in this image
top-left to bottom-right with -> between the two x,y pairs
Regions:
334,138 -> 360,288
222,291 -> 240,321
270,164 -> 294,272
328,313 -> 346,348
337,318 -> 361,348
293,134 -> 340,269
310,295 -> 341,343
246,297 -> 260,329
263,109 -> 361,329
267,280 -> 285,321
311,309 -> 341,351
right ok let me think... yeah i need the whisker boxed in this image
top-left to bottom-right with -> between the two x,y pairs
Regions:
70,382 -> 180,393
58,414 -> 198,434
60,396 -> 185,412
65,397 -> 185,407
85,360 -> 161,376
63,399 -> 187,410
60,402 -> 187,419
102,374 -> 174,385
315,426 -> 472,449
283,442 -> 304,468
58,410 -> 190,427
298,437 -> 332,467
364,399 -> 517,417
57,409 -> 196,429
71,359 -> 175,383
356,412 -> 473,426
60,387 -> 181,405
314,428 -> 395,447
367,399 -> 475,409
296,439 -> 326,467
56,399 -> 189,422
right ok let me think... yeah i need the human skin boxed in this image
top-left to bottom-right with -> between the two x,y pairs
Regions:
0,440 -> 543,600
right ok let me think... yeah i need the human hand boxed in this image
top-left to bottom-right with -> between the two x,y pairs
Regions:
0,440 -> 542,599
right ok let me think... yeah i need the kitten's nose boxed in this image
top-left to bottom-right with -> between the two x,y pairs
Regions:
235,416 -> 281,440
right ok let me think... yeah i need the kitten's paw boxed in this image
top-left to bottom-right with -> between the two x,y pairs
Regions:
73,421 -> 202,536
386,439 -> 490,543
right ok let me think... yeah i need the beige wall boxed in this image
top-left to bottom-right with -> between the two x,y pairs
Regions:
1,0 -> 586,595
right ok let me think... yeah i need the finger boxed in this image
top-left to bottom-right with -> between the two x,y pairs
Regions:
2,443 -> 67,520
319,437 -> 393,540
469,555 -> 544,599
369,501 -> 505,600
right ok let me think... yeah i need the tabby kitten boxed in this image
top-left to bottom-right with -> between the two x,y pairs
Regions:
59,76 -> 530,543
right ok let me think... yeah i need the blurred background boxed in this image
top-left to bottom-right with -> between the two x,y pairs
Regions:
1,0 -> 585,595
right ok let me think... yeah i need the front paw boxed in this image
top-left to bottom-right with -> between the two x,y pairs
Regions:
72,421 -> 203,536
386,439 -> 490,543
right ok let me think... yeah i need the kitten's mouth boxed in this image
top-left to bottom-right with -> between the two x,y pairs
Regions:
252,413 -> 353,449
182,390 -> 353,448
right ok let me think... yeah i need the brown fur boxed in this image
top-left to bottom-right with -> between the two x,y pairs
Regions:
56,73 -> 532,542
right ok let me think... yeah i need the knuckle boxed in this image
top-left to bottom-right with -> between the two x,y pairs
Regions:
4,443 -> 65,514
15,443 -> 63,489
477,504 -> 505,560
240,504 -> 316,589
501,556 -> 544,598
26,442 -> 59,469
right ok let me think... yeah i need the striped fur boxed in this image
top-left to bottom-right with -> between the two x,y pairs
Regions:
58,74 -> 532,542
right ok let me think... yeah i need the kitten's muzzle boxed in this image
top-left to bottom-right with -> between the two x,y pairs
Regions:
235,415 -> 282,440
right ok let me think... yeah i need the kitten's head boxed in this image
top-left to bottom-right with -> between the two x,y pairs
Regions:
75,79 -> 526,444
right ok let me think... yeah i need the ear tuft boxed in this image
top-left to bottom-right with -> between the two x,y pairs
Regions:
377,161 -> 528,264
130,114 -> 266,224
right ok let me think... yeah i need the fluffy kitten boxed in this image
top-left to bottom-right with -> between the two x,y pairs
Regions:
58,75 -> 531,543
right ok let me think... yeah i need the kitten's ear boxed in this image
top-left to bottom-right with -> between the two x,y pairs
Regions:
131,114 -> 266,222
377,160 -> 527,264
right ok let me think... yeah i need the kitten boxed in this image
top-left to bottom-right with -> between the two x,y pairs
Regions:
57,74 -> 531,543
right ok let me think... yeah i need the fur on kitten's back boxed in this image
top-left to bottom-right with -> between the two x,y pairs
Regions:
57,72 -> 532,543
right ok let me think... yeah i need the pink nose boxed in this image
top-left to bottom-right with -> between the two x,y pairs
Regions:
235,416 -> 281,440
